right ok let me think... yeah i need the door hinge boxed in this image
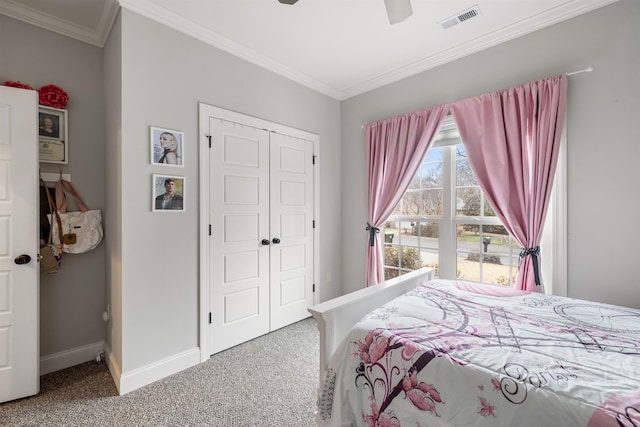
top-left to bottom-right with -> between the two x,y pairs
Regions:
209,224 -> 212,236
209,312 -> 212,324
312,220 -> 315,229
312,155 -> 317,165
313,283 -> 316,292
207,135 -> 212,148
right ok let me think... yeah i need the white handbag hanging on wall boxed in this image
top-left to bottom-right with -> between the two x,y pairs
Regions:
48,179 -> 103,254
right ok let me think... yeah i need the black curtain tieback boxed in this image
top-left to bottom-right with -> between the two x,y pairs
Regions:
519,246 -> 541,286
366,223 -> 380,247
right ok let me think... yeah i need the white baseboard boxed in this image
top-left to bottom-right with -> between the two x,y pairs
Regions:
40,341 -> 105,375
103,342 -> 121,393
115,347 -> 201,395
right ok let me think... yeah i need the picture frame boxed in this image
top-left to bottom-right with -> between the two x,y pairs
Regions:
150,126 -> 184,167
152,174 -> 185,212
38,106 -> 68,164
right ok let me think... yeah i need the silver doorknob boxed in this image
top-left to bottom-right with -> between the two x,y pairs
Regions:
261,239 -> 271,246
14,254 -> 32,265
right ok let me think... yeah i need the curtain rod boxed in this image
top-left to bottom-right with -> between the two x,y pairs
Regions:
361,68 -> 593,128
566,66 -> 594,76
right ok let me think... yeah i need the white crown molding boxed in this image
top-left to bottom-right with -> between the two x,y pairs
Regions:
0,0 -> 119,47
0,0 -> 618,100
118,0 -> 342,100
340,0 -> 619,99
117,0 -> 618,101
95,0 -> 121,46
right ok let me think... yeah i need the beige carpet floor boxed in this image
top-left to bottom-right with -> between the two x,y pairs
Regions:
0,317 -> 319,427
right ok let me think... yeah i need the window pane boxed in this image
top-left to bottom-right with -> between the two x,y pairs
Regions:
384,266 -> 400,281
397,220 -> 415,242
421,248 -> 440,278
392,200 -> 402,216
457,187 -> 481,216
425,147 -> 443,162
422,189 -> 443,216
383,226 -> 400,280
456,224 -> 519,285
456,158 -> 477,187
414,222 -> 439,249
395,191 -> 420,215
384,245 -> 423,280
484,197 -> 496,216
384,220 -> 399,245
407,173 -> 420,190
383,220 -> 438,279
383,241 -> 400,281
421,163 -> 443,188
455,144 -> 467,160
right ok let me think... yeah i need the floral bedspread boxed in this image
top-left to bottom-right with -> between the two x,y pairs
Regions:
317,280 -> 640,427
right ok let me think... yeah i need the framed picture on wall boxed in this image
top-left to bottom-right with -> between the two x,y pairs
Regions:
150,126 -> 183,166
152,174 -> 185,212
38,106 -> 68,164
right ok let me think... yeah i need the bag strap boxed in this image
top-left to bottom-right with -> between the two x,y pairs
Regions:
41,179 -> 63,245
158,148 -> 169,163
55,179 -> 89,213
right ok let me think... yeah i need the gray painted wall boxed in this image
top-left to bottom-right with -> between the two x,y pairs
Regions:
341,0 -> 640,308
115,9 -> 342,371
0,14 -> 106,357
103,12 -> 123,368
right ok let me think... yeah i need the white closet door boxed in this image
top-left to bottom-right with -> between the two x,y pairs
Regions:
209,119 -> 270,354
269,133 -> 314,330
0,86 -> 39,402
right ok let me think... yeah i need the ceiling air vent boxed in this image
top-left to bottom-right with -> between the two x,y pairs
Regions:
439,5 -> 481,30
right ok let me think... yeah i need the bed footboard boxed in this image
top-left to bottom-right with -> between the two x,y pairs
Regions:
308,267 -> 434,376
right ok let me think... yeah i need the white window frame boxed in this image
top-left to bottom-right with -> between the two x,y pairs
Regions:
384,116 -> 567,295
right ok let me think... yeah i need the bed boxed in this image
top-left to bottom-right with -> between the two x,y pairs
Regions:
308,268 -> 640,426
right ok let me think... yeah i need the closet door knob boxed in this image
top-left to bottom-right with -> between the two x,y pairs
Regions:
14,254 -> 32,265
261,239 -> 271,246
272,238 -> 281,244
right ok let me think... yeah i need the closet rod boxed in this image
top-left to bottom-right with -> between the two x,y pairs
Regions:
41,172 -> 71,183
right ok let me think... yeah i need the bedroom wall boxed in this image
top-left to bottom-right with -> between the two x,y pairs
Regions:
340,0 -> 640,308
0,15 -> 107,360
113,9 -> 342,374
103,11 -> 123,373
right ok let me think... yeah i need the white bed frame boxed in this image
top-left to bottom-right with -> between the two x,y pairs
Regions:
308,267 -> 435,375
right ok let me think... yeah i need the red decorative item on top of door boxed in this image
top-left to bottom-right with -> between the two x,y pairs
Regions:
1,80 -> 69,108
37,84 -> 69,109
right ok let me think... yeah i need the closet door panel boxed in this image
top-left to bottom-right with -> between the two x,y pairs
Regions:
270,133 -> 314,331
209,119 -> 270,354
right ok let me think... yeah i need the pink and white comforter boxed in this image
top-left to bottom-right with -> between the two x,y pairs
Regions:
317,280 -> 640,427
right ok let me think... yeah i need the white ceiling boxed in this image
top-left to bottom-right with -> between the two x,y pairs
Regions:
0,0 -> 618,100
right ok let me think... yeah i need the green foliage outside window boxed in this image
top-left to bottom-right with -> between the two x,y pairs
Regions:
384,245 -> 423,280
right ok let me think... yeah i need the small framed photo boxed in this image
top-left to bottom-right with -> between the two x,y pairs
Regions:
38,106 -> 68,164
152,174 -> 185,212
150,126 -> 183,166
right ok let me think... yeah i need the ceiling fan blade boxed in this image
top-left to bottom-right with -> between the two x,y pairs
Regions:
384,0 -> 413,25
278,0 -> 299,4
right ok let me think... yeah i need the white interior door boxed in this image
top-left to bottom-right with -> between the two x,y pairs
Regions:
269,133 -> 314,330
0,86 -> 39,402
209,118 -> 270,354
